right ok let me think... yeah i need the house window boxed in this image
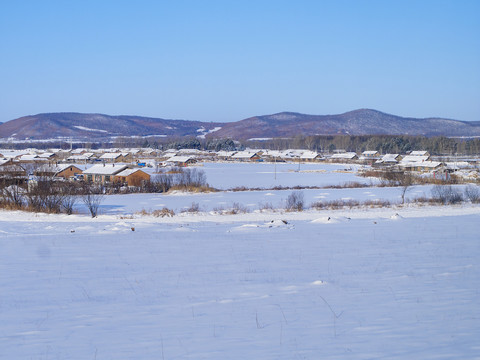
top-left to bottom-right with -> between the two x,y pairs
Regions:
87,175 -> 92,182
105,175 -> 111,182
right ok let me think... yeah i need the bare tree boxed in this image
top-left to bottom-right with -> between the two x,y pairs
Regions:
399,172 -> 414,204
1,185 -> 25,208
464,184 -> 480,203
82,185 -> 104,217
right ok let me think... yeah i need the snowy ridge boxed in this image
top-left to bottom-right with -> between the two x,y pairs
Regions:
73,126 -> 108,133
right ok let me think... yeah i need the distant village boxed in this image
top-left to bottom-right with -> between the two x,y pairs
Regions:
0,147 -> 479,187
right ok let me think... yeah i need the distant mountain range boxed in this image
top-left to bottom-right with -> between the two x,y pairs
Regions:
1,109 -> 479,141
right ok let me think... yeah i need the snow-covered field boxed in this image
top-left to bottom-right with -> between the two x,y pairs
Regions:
199,162 -> 372,189
96,185 -> 441,215
1,163 -> 479,359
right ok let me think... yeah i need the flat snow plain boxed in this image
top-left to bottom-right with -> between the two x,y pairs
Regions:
1,163 -> 479,359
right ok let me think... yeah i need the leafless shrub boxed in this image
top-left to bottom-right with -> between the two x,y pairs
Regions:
212,205 -> 225,213
174,168 -> 207,188
61,195 -> 77,215
431,185 -> 463,204
286,191 -> 304,212
82,187 -> 104,218
26,178 -> 64,213
182,202 -> 201,213
464,184 -> 480,203
258,202 -> 274,211
1,185 -> 25,209
411,196 -> 443,205
227,202 -> 248,214
151,174 -> 173,193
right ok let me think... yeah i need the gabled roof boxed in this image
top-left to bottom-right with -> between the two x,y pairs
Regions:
403,161 -> 442,169
216,151 -> 237,157
166,155 -> 196,163
55,164 -> 83,175
83,164 -> 128,175
400,155 -> 429,164
37,152 -> 55,158
300,151 -> 321,159
410,151 -> 429,156
375,154 -> 401,164
330,152 -> 357,159
231,151 -> 259,159
115,168 -> 149,177
99,153 -> 124,159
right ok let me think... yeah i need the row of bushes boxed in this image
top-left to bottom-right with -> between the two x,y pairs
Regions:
1,180 -> 104,217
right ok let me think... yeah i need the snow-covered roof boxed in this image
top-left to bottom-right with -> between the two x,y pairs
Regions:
375,154 -> 401,164
166,155 -> 196,163
37,152 -> 55,158
400,155 -> 429,164
403,161 -> 442,169
300,151 -> 321,160
83,164 -> 128,175
100,153 -> 124,159
330,152 -> 357,159
115,168 -> 149,177
362,151 -> 379,156
216,151 -> 237,157
231,151 -> 259,159
410,151 -> 429,156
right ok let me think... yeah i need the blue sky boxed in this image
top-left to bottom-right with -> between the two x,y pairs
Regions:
1,0 -> 479,122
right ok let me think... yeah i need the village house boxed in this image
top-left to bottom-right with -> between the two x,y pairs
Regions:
216,151 -> 237,160
37,152 -> 58,162
402,161 -> 444,172
67,152 -> 96,163
83,164 -> 129,183
231,151 -> 261,162
299,151 -> 323,162
374,154 -> 403,167
165,155 -> 197,167
409,150 -> 430,157
54,164 -> 84,179
400,155 -> 430,165
329,152 -> 359,163
0,159 -> 26,181
33,164 -> 84,179
114,168 -> 151,186
16,154 -> 49,164
362,150 -> 380,158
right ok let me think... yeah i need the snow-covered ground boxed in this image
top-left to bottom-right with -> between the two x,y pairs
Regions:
199,162 -> 373,189
1,206 -> 479,359
1,163 -> 479,359
95,185 -> 442,215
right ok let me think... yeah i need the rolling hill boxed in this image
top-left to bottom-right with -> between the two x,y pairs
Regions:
0,109 -> 479,141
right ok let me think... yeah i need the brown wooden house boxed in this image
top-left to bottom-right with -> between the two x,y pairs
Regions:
114,168 -> 151,186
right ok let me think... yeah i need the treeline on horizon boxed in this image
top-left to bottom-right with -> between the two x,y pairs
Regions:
2,134 -> 480,156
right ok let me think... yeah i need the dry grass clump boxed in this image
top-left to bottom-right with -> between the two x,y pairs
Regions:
169,185 -> 217,193
311,198 -> 391,210
137,208 -> 175,217
324,181 -> 369,189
